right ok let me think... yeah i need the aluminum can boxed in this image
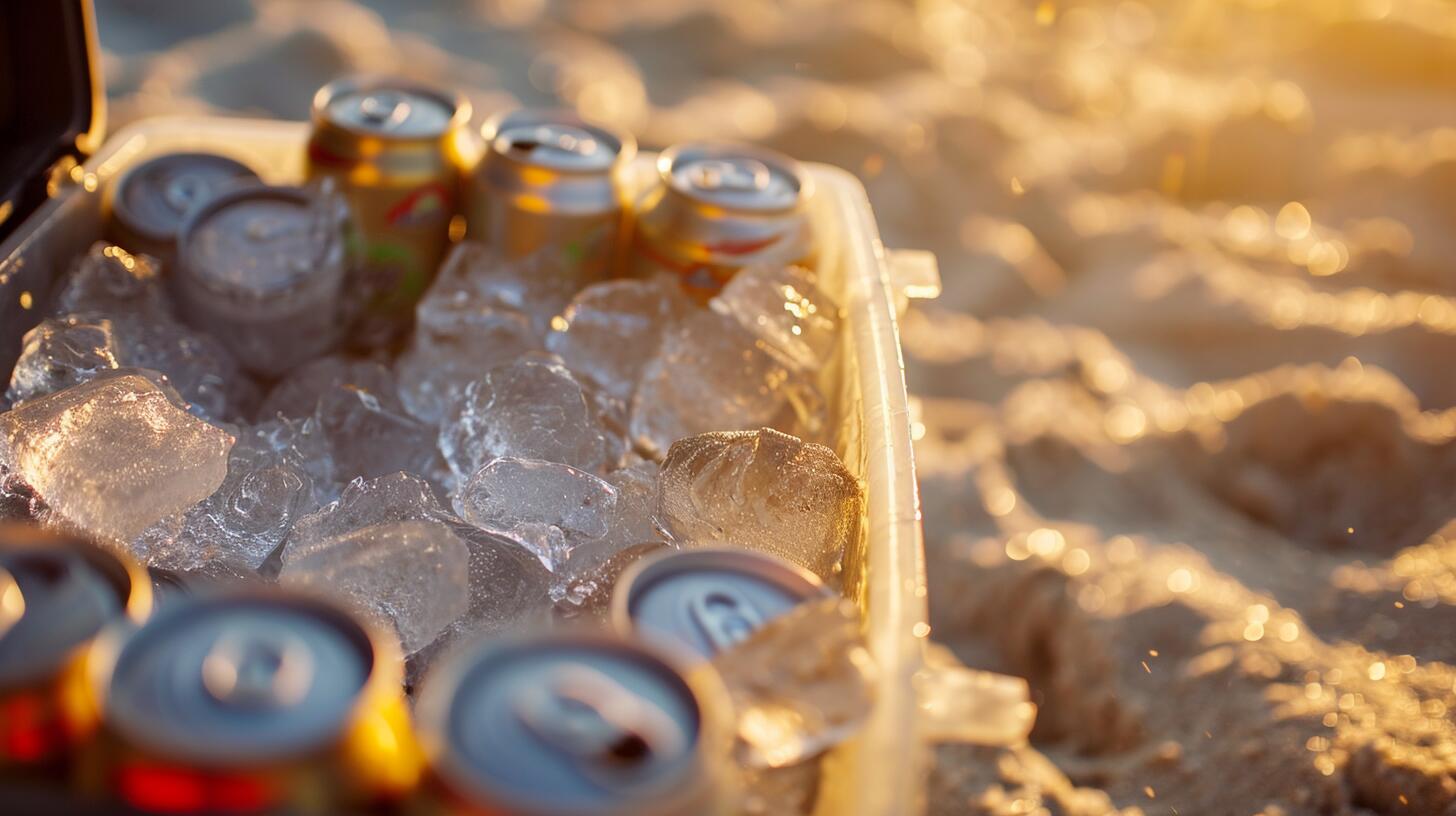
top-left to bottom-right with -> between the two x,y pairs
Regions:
610,548 -> 831,662
106,152 -> 261,270
78,587 -> 420,814
175,184 -> 348,377
306,75 -> 472,348
467,109 -> 634,289
413,630 -> 737,816
0,523 -> 151,777
627,142 -> 813,301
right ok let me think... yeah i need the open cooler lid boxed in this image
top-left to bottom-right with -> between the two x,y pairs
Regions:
0,0 -> 105,247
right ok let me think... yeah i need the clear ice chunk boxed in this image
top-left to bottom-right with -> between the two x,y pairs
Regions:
395,300 -> 539,425
715,597 -> 875,769
0,373 -> 234,542
711,264 -> 840,372
544,277 -> 690,403
280,518 -> 470,655
52,244 -> 239,420
658,428 -> 861,583
130,416 -> 326,573
438,360 -> 610,484
429,241 -> 578,337
259,357 -> 439,485
455,457 -> 618,573
630,309 -> 825,457
5,316 -> 121,406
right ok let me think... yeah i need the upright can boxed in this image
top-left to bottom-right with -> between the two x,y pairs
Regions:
306,75 -> 471,347
0,523 -> 151,779
413,631 -> 738,816
175,184 -> 349,377
78,588 -> 421,815
106,151 -> 261,270
467,109 -> 634,288
628,142 -> 813,302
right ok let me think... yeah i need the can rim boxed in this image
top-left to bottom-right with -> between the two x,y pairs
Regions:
0,523 -> 152,690
310,74 -> 472,142
479,107 -> 637,174
106,152 -> 262,244
175,182 -> 314,299
415,629 -> 735,815
87,585 -> 403,768
609,547 -> 833,653
656,141 -> 813,214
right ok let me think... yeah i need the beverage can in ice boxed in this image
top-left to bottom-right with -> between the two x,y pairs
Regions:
413,630 -> 737,815
106,151 -> 261,271
306,75 -> 471,348
611,548 -> 831,662
467,109 -> 634,289
0,523 -> 151,778
627,142 -> 813,301
79,587 -> 420,814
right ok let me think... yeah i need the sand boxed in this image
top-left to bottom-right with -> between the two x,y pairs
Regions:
93,0 -> 1456,812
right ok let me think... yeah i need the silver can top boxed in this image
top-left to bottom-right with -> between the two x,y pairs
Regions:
179,185 -> 337,300
111,152 -> 260,243
421,634 -> 706,814
613,549 -> 831,661
488,110 -> 625,173
0,531 -> 128,688
662,143 -> 806,212
323,81 -> 457,139
101,592 -> 375,765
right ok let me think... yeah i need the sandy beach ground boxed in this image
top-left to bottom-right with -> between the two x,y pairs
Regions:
94,1 -> 1456,813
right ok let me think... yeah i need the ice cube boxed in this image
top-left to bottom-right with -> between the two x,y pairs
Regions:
438,360 -> 610,484
552,541 -> 671,624
395,302 -> 539,425
658,429 -> 861,583
52,243 -> 172,321
257,356 -> 396,421
280,519 -> 470,655
130,417 -> 325,573
630,309 -> 825,457
430,241 -> 578,337
715,597 -> 874,769
5,316 -> 121,406
711,264 -> 840,372
455,457 -> 617,573
285,470 -> 446,548
740,761 -> 823,816
544,277 -> 690,403
0,373 -> 234,542
258,357 -> 438,485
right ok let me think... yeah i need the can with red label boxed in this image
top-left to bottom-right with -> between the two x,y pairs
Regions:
305,75 -> 472,347
627,142 -> 814,302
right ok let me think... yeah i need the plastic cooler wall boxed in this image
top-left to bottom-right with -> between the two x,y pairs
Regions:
0,117 -> 932,816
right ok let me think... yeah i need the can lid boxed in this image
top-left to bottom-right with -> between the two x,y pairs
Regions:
0,524 -> 142,689
99,591 -> 381,766
110,152 -> 260,245
421,634 -> 708,814
661,143 -> 806,213
612,549 -> 831,661
178,185 -> 326,300
315,76 -> 464,140
486,110 -> 627,173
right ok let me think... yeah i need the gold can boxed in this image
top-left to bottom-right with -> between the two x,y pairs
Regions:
306,75 -> 472,347
412,630 -> 739,815
0,523 -> 151,779
78,587 -> 421,814
467,109 -> 635,290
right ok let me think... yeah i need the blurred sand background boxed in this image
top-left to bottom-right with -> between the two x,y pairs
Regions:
95,0 -> 1456,813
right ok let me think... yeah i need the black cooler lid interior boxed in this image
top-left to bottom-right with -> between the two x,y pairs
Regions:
0,0 -> 104,248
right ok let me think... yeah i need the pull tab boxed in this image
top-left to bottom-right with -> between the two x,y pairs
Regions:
202,630 -> 314,710
687,587 -> 766,655
687,158 -> 771,193
517,125 -> 599,158
163,174 -> 210,214
514,666 -> 685,785
357,92 -> 413,131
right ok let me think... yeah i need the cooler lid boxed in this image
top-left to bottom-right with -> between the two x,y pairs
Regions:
0,0 -> 105,247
